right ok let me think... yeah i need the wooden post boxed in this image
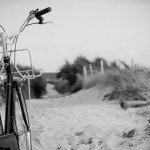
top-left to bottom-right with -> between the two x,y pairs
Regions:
83,66 -> 87,77
131,59 -> 135,72
100,60 -> 104,74
89,64 -> 93,76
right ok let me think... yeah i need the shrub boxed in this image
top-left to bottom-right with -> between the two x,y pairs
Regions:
30,76 -> 47,98
57,60 -> 78,86
83,69 -> 150,101
110,61 -> 120,69
0,64 -> 47,100
55,56 -> 112,94
55,56 -> 91,94
54,75 -> 83,94
73,55 -> 91,74
55,55 -> 150,99
92,57 -> 110,71
16,64 -> 47,99
70,74 -> 83,93
54,79 -> 69,94
102,70 -> 140,100
83,72 -> 104,89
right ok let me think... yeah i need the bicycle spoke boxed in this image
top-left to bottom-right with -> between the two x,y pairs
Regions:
15,92 -> 31,150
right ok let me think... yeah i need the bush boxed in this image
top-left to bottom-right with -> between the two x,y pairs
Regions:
57,60 -> 78,86
103,70 -> 140,100
30,76 -> 47,98
70,74 -> 83,93
55,56 -> 112,94
55,55 -> 150,99
54,75 -> 83,94
55,57 -> 88,94
73,55 -> 91,74
54,79 -> 69,94
0,64 -> 47,100
91,57 -> 110,71
16,64 -> 47,99
83,69 -> 150,101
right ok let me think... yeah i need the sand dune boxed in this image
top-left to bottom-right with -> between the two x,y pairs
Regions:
30,87 -> 150,150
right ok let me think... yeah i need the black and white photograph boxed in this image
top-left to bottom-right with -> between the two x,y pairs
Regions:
0,0 -> 150,149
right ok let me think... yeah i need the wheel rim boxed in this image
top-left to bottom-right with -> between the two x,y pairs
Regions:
15,93 -> 31,150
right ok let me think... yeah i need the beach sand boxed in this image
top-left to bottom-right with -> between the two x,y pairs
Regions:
29,85 -> 150,150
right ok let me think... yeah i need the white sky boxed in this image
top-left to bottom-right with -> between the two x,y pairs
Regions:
0,0 -> 150,72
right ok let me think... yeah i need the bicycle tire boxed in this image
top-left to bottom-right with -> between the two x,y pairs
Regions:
14,85 -> 32,150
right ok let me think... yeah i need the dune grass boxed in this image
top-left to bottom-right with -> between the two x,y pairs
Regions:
83,69 -> 150,101
55,55 -> 150,101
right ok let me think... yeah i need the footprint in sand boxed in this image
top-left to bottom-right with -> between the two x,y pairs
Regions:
55,128 -> 114,150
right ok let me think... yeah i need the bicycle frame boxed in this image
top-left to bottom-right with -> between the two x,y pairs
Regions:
0,33 -> 20,150
0,32 -> 13,134
0,7 -> 51,149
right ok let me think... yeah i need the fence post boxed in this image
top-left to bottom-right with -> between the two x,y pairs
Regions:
83,66 -> 87,77
89,64 -> 93,76
100,60 -> 104,74
131,59 -> 135,72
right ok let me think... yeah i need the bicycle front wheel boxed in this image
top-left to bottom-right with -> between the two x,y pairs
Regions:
14,86 -> 32,150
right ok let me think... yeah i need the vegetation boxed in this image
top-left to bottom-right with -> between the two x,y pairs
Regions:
73,56 -> 90,74
91,57 -> 110,71
42,72 -> 57,84
16,64 -> 47,99
83,68 -> 150,101
55,60 -> 82,94
30,76 -> 47,98
55,55 -> 110,94
0,64 -> 47,100
55,55 -> 150,102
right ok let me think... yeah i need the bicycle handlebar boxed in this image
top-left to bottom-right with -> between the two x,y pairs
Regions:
33,7 -> 51,24
0,7 -> 51,79
35,7 -> 51,18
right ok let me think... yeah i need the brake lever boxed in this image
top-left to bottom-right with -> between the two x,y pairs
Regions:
27,21 -> 53,26
41,21 -> 53,24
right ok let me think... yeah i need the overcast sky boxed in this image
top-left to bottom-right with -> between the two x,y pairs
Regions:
0,0 -> 150,72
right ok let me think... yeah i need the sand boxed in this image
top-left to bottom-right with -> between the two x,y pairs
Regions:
29,85 -> 150,150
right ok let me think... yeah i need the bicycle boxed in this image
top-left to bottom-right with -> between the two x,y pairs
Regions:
0,7 -> 51,150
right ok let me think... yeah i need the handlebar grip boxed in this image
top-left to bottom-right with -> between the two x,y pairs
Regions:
35,7 -> 51,17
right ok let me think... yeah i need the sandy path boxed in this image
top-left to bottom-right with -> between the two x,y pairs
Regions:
30,87 -> 150,150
